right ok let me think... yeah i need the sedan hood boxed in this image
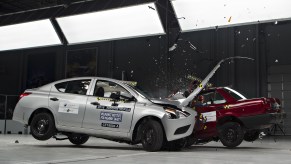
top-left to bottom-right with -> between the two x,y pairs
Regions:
150,98 -> 181,107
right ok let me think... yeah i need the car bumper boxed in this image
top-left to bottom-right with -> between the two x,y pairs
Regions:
239,112 -> 286,129
12,103 -> 34,125
161,108 -> 196,141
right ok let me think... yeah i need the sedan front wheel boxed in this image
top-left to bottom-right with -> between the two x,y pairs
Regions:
141,120 -> 164,152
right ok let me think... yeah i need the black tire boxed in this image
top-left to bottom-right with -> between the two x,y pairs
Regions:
141,120 -> 164,152
244,130 -> 260,142
30,112 -> 56,141
218,122 -> 244,148
163,138 -> 186,151
68,134 -> 89,145
185,135 -> 196,147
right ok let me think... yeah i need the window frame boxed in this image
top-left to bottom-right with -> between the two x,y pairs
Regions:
93,80 -> 133,100
54,79 -> 92,95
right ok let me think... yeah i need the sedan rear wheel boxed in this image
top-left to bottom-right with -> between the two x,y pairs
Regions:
30,113 -> 56,141
141,120 -> 164,152
68,134 -> 89,145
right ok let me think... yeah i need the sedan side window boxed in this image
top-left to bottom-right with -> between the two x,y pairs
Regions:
94,80 -> 132,100
213,92 -> 227,104
54,79 -> 91,95
55,82 -> 68,93
194,91 -> 226,107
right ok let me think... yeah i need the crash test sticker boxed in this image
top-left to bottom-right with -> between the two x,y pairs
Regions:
100,112 -> 122,122
58,102 -> 79,114
101,123 -> 119,128
201,111 -> 216,122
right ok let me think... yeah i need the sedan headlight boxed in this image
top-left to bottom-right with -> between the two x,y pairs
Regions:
164,107 -> 189,119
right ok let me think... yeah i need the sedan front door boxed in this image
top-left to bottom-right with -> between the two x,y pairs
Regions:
83,80 -> 136,133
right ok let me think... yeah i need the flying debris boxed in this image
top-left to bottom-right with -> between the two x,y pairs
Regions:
187,41 -> 197,50
148,6 -> 155,10
169,43 -> 178,51
228,16 -> 232,22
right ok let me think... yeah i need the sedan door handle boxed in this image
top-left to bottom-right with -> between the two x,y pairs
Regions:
50,97 -> 59,101
91,102 -> 100,106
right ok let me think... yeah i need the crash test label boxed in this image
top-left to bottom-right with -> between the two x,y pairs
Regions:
100,112 -> 122,122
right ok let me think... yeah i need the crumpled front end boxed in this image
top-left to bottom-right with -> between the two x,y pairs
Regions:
161,106 -> 196,141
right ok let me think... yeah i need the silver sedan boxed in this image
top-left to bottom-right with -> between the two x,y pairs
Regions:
13,77 -> 196,151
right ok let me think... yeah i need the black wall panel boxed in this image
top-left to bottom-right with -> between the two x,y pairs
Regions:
0,21 -> 291,99
113,36 -> 167,97
0,52 -> 22,95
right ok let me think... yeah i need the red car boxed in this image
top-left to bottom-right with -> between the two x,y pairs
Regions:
188,86 -> 286,148
167,57 -> 286,148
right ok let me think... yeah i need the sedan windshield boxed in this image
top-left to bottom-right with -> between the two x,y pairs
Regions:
125,84 -> 152,100
224,87 -> 247,100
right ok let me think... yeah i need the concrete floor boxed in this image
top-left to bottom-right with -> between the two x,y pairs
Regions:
0,135 -> 291,164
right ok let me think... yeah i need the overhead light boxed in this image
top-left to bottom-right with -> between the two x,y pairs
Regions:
172,0 -> 291,32
0,19 -> 62,51
57,3 -> 165,44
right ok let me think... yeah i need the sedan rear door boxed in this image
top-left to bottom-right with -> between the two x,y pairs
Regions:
49,79 -> 92,128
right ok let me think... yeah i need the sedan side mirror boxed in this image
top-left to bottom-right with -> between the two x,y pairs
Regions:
110,93 -> 120,100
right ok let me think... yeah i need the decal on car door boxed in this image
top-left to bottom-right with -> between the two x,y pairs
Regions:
100,112 -> 122,122
96,105 -> 131,112
201,111 -> 216,122
101,123 -> 120,128
58,102 -> 79,114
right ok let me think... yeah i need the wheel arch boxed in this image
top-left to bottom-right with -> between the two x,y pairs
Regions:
28,108 -> 55,126
217,115 -> 245,128
131,115 -> 166,143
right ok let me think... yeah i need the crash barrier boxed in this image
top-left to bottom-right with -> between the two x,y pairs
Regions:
0,94 -> 28,134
